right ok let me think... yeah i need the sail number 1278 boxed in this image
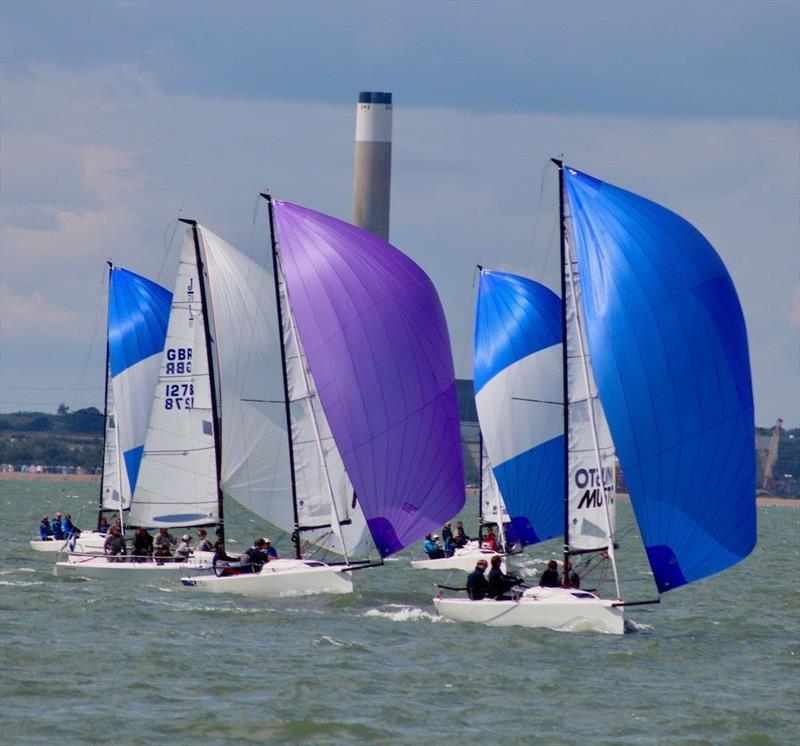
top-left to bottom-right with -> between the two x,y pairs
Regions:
164,383 -> 194,410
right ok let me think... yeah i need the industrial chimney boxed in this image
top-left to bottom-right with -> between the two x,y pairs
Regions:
352,91 -> 392,241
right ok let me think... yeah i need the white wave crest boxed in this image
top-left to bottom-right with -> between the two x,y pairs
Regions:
625,619 -> 654,634
312,635 -> 355,648
363,604 -> 451,623
0,567 -> 37,576
0,579 -> 44,587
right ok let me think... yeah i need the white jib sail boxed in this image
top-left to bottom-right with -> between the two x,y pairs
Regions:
278,255 -> 373,558
198,226 -> 296,536
100,360 -> 125,513
563,202 -> 617,557
127,232 -> 219,529
480,447 -> 510,548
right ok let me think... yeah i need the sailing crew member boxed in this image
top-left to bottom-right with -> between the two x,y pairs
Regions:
481,526 -> 498,552
539,560 -> 560,587
487,555 -> 523,600
453,521 -> 470,547
131,528 -> 153,560
176,534 -> 194,559
241,538 -> 271,573
103,526 -> 127,561
562,560 -> 580,589
39,516 -> 53,540
263,538 -> 278,559
466,559 -> 490,601
62,514 -> 78,537
52,512 -> 65,541
195,528 -> 214,552
212,541 -> 240,576
97,515 -> 110,533
154,528 -> 177,559
423,534 -> 445,559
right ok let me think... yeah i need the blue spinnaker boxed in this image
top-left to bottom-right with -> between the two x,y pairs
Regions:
564,167 -> 756,592
108,268 -> 172,496
474,270 -> 563,546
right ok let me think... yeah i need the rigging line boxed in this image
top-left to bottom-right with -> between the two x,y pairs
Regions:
525,159 -> 554,277
159,217 -> 181,285
70,265 -> 108,414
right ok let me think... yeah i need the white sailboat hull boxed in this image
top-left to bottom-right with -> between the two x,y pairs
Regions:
410,545 -> 506,573
53,551 -> 215,580
433,586 -> 624,635
30,532 -> 108,554
181,558 -> 354,598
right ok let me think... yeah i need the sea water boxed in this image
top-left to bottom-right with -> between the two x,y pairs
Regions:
1,479 -> 797,745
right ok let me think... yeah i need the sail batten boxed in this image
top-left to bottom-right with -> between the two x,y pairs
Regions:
563,166 -> 756,592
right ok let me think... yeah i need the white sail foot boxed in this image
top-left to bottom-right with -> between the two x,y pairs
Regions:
433,586 -> 624,635
181,558 -> 354,598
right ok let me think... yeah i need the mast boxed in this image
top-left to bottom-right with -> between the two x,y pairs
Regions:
180,219 -> 226,545
98,261 -> 113,531
261,194 -> 302,560
553,158 -> 570,586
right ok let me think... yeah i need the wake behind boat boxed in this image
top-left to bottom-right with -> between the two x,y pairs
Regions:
435,162 -> 757,633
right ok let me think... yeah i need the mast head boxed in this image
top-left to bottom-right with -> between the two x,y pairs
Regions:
551,157 -> 563,168
259,192 -> 272,203
178,218 -> 197,227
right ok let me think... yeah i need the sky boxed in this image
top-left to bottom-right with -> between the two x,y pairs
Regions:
1,0 -> 798,427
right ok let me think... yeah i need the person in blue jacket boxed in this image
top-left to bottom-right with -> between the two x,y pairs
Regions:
39,516 -> 53,540
423,534 -> 445,559
62,514 -> 78,537
51,512 -> 64,541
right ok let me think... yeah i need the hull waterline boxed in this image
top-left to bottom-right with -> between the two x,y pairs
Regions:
434,586 -> 624,635
181,559 -> 354,598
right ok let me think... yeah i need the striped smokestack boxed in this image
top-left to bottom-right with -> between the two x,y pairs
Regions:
352,91 -> 392,241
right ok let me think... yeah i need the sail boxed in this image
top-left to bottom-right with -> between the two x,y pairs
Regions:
128,233 -> 219,528
473,270 -> 563,546
197,225 -> 372,557
106,267 -> 172,505
100,357 -> 123,512
272,200 -> 465,557
563,198 -> 617,552
563,166 -> 756,592
480,448 -> 512,547
277,258 -> 373,557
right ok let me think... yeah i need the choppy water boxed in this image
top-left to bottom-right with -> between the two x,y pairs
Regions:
1,479 -> 798,745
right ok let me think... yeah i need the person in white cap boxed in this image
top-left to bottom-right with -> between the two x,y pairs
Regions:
423,533 -> 445,559
263,538 -> 278,559
175,533 -> 193,559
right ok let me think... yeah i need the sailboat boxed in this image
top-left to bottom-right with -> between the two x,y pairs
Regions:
435,162 -> 756,634
410,437 -> 512,572
55,237 -> 224,579
33,265 -> 171,556
182,195 -> 466,597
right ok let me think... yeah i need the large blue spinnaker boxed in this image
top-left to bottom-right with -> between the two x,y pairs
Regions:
474,270 -> 563,546
563,167 -> 756,592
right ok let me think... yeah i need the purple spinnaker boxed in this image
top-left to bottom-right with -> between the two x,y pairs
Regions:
273,201 -> 465,557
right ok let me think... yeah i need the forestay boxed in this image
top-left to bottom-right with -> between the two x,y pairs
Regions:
473,270 -> 563,546
272,201 -> 465,557
106,268 -> 172,510
563,166 -> 756,592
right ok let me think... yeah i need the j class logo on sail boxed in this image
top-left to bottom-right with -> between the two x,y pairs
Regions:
574,466 -> 615,510
165,347 -> 192,375
164,383 -> 194,411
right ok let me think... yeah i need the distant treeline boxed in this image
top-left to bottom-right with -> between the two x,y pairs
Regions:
0,407 -> 103,470
0,408 -> 798,492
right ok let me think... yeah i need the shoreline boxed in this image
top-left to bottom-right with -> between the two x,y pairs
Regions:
3,474 -> 798,505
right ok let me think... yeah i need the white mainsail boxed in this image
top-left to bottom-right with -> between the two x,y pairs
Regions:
563,201 -> 616,554
277,256 -> 372,558
480,447 -> 509,547
127,233 -> 219,528
100,361 -> 125,513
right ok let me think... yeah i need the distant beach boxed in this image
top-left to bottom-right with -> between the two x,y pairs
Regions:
2,474 -> 796,504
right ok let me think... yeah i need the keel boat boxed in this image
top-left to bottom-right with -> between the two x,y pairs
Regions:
435,162 -> 756,633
